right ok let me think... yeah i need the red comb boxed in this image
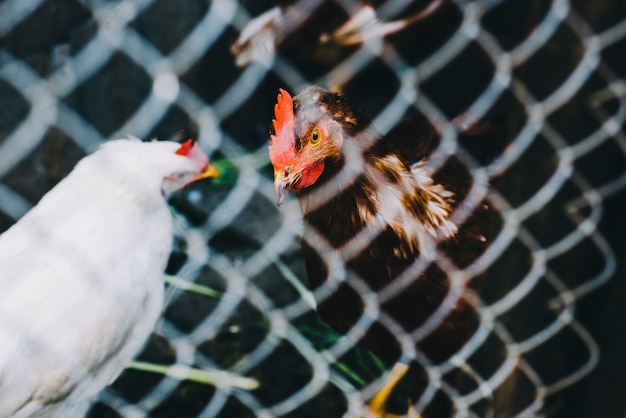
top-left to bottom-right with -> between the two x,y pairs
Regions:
271,88 -> 294,143
175,139 -> 194,156
269,89 -> 297,167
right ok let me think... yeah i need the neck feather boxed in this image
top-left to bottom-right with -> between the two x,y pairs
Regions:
298,153 -> 457,254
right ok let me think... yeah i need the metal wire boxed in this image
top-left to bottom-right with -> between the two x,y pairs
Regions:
1,0 -> 625,417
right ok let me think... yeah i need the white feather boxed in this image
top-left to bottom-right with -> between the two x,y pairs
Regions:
0,139 -> 209,417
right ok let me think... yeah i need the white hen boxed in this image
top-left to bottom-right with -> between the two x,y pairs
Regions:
0,138 -> 218,418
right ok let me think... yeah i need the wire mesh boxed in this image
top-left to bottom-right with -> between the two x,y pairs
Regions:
1,0 -> 626,417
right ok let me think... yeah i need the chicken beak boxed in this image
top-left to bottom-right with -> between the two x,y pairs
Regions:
196,163 -> 220,181
274,171 -> 301,205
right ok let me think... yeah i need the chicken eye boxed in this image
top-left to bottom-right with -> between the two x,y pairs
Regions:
310,128 -> 321,144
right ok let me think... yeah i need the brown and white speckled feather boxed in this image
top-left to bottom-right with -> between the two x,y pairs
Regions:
361,155 -> 457,255
293,150 -> 458,261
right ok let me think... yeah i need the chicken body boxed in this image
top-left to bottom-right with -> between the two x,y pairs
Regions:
0,139 -> 217,418
269,86 -> 481,415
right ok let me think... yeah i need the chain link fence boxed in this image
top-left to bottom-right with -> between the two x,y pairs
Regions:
1,0 -> 626,417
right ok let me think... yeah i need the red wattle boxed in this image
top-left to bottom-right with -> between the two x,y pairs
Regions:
293,162 -> 325,191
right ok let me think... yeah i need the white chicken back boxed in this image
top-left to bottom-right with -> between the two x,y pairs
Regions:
0,138 -> 218,418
